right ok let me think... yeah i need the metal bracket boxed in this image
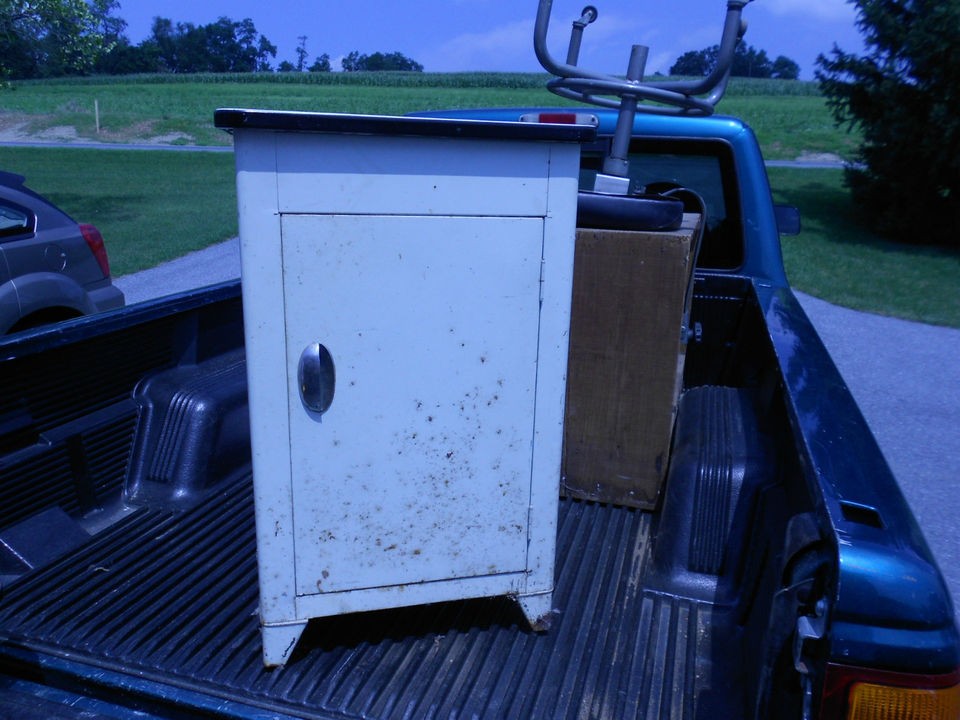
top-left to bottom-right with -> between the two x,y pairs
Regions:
793,598 -> 828,720
680,321 -> 703,346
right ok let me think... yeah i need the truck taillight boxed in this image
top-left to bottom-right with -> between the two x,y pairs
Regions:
820,663 -> 960,720
79,223 -> 111,277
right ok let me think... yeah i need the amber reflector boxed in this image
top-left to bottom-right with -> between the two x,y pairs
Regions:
848,680 -> 960,720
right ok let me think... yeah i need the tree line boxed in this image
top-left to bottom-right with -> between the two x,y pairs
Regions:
3,0 -> 956,248
97,19 -> 423,75
0,0 -> 423,78
671,43 -> 800,80
275,40 -> 423,74
2,0 -> 790,80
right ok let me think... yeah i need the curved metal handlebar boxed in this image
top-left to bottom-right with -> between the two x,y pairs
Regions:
534,0 -> 753,116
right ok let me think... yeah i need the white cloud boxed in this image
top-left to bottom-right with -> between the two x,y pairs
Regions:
559,5 -> 732,75
611,21 -> 721,76
423,12 -> 651,74
760,0 -> 856,22
646,50 -> 678,77
421,19 -> 536,71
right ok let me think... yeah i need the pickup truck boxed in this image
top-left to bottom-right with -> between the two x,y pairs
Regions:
0,101 -> 957,719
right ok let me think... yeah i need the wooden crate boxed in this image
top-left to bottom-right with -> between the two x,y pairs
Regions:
562,214 -> 700,509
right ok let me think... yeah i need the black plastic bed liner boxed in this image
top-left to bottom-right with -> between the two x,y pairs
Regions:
0,475 -> 743,719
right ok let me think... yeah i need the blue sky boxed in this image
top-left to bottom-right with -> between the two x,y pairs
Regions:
115,0 -> 864,80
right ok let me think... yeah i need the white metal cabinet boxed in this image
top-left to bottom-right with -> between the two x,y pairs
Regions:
215,110 -> 592,666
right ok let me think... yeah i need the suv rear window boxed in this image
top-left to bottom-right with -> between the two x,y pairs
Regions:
579,138 -> 742,269
0,202 -> 31,238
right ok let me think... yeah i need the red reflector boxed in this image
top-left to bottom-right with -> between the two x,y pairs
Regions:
79,223 -> 111,277
519,112 -> 598,127
538,113 -> 577,124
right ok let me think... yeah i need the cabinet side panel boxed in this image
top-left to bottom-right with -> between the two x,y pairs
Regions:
234,132 -> 299,624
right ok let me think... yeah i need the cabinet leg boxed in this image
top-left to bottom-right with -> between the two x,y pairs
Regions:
261,620 -> 308,667
517,592 -> 556,631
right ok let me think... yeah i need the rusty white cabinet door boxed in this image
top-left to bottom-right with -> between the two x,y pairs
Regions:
280,213 -> 544,596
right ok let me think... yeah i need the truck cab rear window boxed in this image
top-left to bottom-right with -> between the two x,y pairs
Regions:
579,139 -> 743,269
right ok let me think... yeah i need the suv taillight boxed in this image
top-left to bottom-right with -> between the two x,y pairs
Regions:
79,223 -> 111,277
819,663 -> 960,719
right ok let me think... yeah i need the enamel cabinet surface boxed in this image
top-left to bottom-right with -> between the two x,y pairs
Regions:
219,110 -> 590,666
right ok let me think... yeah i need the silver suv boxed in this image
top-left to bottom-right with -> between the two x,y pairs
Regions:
0,171 -> 124,334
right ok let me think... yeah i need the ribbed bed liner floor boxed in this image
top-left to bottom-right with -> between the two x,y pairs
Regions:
0,476 -> 742,719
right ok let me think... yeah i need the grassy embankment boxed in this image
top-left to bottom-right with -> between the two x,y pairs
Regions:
0,73 -> 956,326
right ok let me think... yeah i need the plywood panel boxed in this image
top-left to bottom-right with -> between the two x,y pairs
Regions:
562,214 -> 700,509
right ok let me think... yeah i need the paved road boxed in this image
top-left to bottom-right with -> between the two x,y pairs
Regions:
795,293 -> 960,623
0,140 -> 232,152
115,240 -> 960,622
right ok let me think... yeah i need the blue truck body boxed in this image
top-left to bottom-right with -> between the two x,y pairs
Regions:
0,107 -> 956,719
425,103 -> 960,672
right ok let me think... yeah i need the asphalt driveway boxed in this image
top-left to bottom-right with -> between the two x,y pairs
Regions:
795,292 -> 960,623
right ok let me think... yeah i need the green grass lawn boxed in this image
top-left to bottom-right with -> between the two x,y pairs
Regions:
2,74 -> 848,160
0,146 -> 237,276
2,74 -> 956,327
1,75 -> 569,147
770,168 -> 960,328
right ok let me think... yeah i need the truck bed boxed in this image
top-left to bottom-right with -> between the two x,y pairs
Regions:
0,470 -> 740,719
0,278 -> 805,718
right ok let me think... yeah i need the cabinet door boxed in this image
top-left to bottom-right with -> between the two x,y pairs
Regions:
280,214 -> 545,596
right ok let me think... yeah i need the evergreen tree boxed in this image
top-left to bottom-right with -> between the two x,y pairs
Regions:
816,0 -> 960,247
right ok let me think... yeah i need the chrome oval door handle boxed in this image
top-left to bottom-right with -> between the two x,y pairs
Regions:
298,342 -> 335,416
